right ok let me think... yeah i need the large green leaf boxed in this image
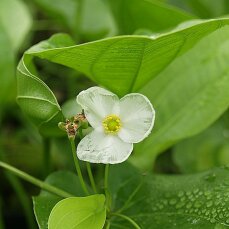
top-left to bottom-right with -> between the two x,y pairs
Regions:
33,171 -> 85,229
105,0 -> 195,35
0,0 -> 31,51
20,18 -> 229,96
48,195 -> 106,229
109,163 -> 229,229
132,24 -> 229,168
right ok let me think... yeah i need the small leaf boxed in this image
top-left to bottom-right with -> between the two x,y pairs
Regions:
48,195 -> 106,229
33,171 -> 85,229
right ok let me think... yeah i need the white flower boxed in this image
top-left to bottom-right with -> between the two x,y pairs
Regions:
76,87 -> 155,164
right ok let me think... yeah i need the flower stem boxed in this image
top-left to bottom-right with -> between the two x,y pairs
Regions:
69,138 -> 89,195
104,164 -> 111,211
86,162 -> 97,193
0,161 -> 72,198
111,213 -> 141,229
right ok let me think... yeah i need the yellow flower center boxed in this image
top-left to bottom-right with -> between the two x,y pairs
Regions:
102,114 -> 122,134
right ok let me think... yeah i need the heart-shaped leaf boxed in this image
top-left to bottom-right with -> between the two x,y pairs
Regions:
48,195 -> 106,229
33,171 -> 85,229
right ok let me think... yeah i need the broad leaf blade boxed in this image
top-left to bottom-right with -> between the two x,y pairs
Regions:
48,195 -> 106,229
132,25 -> 229,168
23,18 -> 229,96
109,163 -> 229,228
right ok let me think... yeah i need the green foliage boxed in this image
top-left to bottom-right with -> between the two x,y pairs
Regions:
133,25 -> 229,168
17,19 -> 229,167
0,0 -> 32,51
106,0 -> 195,34
33,0 -> 116,41
173,112 -> 229,173
0,0 -> 31,107
109,163 -> 229,228
33,171 -> 85,229
48,195 -> 106,229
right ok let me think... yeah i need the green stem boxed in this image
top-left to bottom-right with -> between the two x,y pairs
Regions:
104,164 -> 111,211
111,213 -> 141,229
0,161 -> 72,198
69,138 -> 89,195
86,162 -> 97,193
42,137 -> 51,178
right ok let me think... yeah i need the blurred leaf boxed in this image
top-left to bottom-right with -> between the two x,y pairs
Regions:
173,112 -> 229,173
33,171 -> 85,229
0,24 -> 15,107
34,0 -> 116,41
132,25 -> 229,169
48,195 -> 106,229
167,0 -> 228,19
109,163 -> 229,228
61,98 -> 82,119
0,0 -> 32,51
105,0 -> 195,35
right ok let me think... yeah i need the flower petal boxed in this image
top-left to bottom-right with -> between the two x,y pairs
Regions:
76,87 -> 120,131
77,130 -> 133,164
118,93 -> 155,143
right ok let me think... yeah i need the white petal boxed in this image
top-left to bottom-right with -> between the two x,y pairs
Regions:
77,130 -> 133,164
76,87 -> 120,131
118,93 -> 155,143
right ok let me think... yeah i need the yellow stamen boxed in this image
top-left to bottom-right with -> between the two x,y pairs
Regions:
102,114 -> 122,134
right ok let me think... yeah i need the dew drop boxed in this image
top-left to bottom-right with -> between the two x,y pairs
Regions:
169,199 -> 177,205
207,201 -> 213,208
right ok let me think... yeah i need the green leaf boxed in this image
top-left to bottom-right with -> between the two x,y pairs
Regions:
106,0 -> 195,34
34,0 -> 115,41
20,19 -> 229,97
0,0 -> 31,51
17,56 -> 64,137
132,24 -> 229,169
33,171 -> 85,229
109,163 -> 229,228
48,195 -> 106,229
173,111 -> 229,173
